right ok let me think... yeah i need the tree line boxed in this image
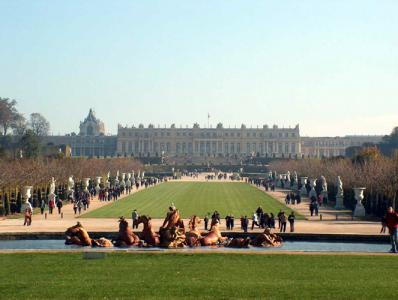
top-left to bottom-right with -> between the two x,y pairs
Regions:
270,147 -> 398,216
0,97 -> 51,158
0,157 -> 143,216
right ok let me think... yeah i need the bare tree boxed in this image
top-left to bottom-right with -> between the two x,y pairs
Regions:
0,98 -> 22,135
12,114 -> 27,136
29,113 -> 50,136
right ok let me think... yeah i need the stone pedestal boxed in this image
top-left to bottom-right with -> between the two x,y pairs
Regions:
353,187 -> 366,217
335,196 -> 344,209
83,178 -> 90,193
95,177 -> 102,193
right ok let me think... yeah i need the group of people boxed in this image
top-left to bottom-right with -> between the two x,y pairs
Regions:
285,192 -> 302,205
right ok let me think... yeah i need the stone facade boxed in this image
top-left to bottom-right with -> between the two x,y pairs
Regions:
301,136 -> 383,158
42,110 -> 116,157
41,110 -> 384,159
116,123 -> 301,158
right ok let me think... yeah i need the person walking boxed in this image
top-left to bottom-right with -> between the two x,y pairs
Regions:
288,212 -> 296,232
251,212 -> 260,230
73,201 -> 78,215
56,199 -> 63,214
78,200 -> 83,215
385,206 -> 398,253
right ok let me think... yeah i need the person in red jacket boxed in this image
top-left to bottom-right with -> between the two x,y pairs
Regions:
385,206 -> 398,253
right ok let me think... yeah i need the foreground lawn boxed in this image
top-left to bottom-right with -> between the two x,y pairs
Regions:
0,253 -> 397,299
83,182 -> 302,219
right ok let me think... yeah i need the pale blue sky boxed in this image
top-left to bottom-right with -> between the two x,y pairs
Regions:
0,0 -> 397,136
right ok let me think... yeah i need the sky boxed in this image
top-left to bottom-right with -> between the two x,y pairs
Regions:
0,0 -> 397,137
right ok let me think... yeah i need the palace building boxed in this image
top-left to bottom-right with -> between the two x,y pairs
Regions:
116,123 -> 301,158
42,110 -> 384,160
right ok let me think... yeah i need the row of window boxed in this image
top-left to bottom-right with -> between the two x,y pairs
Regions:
120,141 -> 297,154
120,131 -> 297,138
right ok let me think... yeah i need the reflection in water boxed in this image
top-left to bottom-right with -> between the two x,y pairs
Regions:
0,240 -> 391,253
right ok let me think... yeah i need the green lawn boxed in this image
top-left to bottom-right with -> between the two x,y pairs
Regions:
83,182 -> 302,219
0,252 -> 397,299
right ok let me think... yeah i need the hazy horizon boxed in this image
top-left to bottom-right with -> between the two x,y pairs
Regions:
1,1 -> 397,137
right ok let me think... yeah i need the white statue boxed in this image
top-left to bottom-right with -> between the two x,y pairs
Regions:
321,175 -> 328,199
293,171 -> 299,191
335,176 -> 344,209
67,176 -> 74,192
21,186 -> 33,213
308,179 -> 317,200
49,177 -> 56,195
114,171 -> 120,186
321,176 -> 328,192
95,176 -> 102,193
126,173 -> 132,188
120,173 -> 126,188
286,171 -> 291,182
142,171 -> 145,178
300,177 -> 308,196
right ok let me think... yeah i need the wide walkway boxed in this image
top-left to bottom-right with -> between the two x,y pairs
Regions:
0,174 -> 385,235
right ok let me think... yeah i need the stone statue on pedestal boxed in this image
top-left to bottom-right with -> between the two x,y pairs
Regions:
106,172 -> 111,189
67,176 -> 75,200
286,171 -> 291,189
321,176 -> 328,200
21,186 -> 33,213
300,177 -> 308,196
48,177 -> 56,203
353,187 -> 366,217
335,176 -> 344,209
308,179 -> 317,200
293,171 -> 299,191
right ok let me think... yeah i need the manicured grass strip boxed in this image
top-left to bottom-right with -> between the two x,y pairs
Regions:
82,182 -> 302,219
0,253 -> 397,299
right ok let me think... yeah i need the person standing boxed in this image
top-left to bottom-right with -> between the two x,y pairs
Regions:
385,206 -> 398,253
242,216 -> 249,233
288,212 -> 296,232
277,210 -> 283,228
48,198 -> 55,214
230,214 -> 235,230
280,211 -> 287,233
40,199 -> 46,215
204,214 -> 209,231
132,209 -> 139,229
